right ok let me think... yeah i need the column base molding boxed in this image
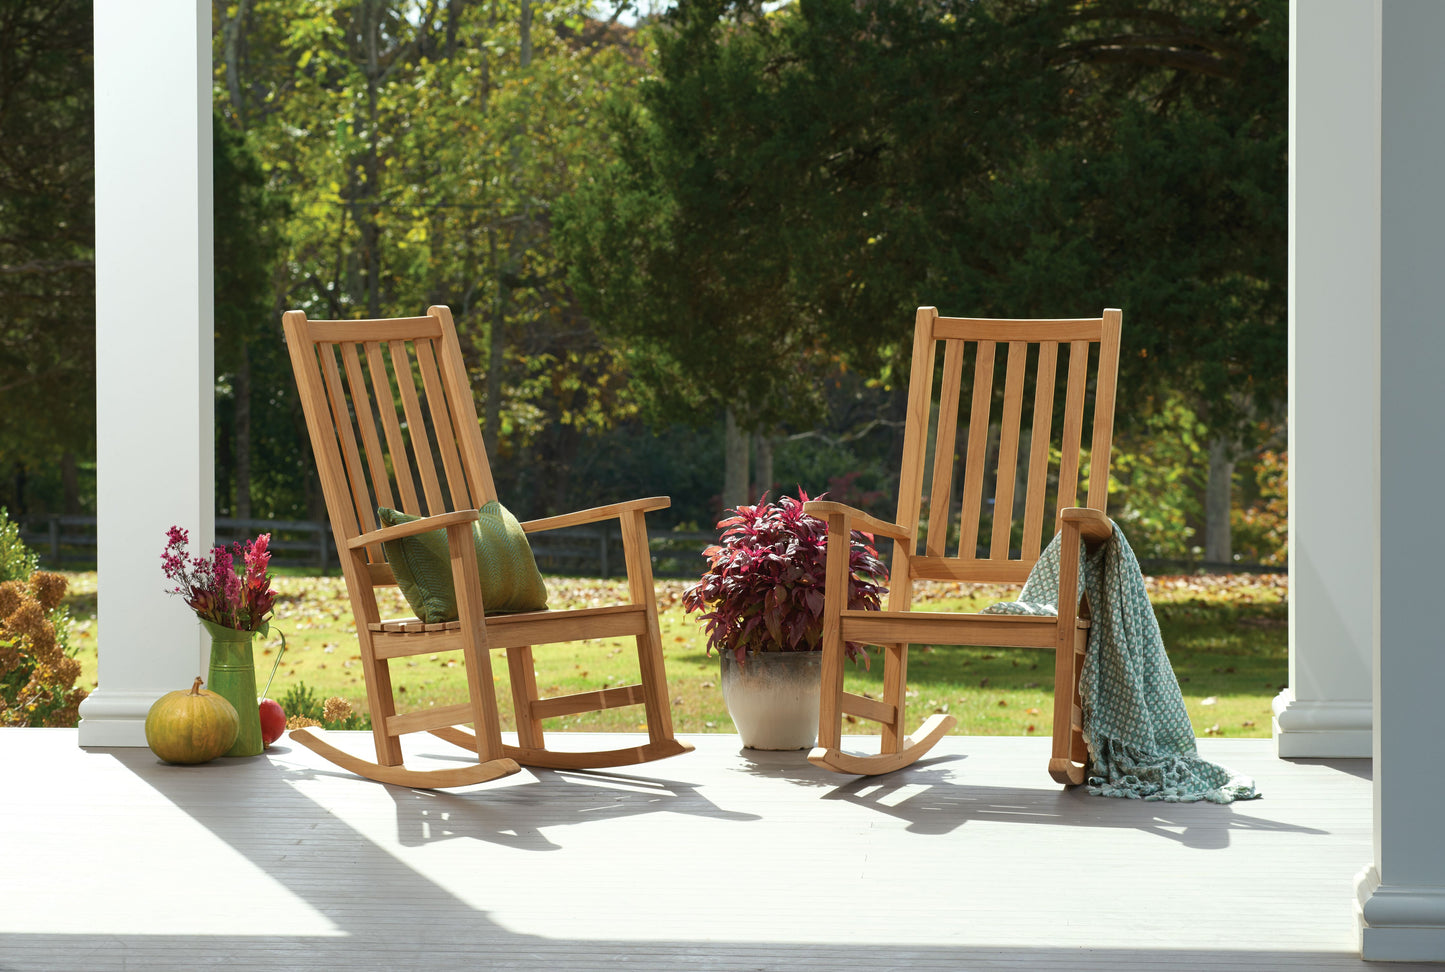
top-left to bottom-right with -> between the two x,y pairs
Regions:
1356,864 -> 1445,962
77,690 -> 157,747
1272,688 -> 1373,758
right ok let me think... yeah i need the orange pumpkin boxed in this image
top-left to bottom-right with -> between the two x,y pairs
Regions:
145,677 -> 240,764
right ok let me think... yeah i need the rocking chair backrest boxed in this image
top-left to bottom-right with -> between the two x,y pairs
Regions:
282,306 -> 496,583
896,307 -> 1122,585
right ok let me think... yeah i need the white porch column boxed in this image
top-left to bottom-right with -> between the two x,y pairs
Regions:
1355,0 -> 1445,961
78,0 -> 213,746
1275,0 -> 1376,759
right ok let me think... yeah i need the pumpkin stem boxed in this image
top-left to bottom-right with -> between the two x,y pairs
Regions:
190,676 -> 204,696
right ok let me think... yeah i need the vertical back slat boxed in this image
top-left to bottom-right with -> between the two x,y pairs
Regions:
414,337 -> 472,512
955,340 -> 997,559
342,342 -> 396,513
432,306 -> 498,504
285,319 -> 361,544
390,340 -> 446,515
894,308 -> 938,585
1055,340 -> 1090,521
1022,342 -> 1059,560
990,341 -> 1029,559
925,339 -> 967,557
366,341 -> 421,513
319,343 -> 382,561
1086,308 -> 1123,513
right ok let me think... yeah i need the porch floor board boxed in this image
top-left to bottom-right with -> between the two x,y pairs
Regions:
0,730 -> 1426,971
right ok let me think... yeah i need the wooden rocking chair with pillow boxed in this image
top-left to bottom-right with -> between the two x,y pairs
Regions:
806,307 -> 1122,784
282,305 -> 693,788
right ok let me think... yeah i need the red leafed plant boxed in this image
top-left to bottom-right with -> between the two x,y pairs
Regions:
682,490 -> 888,666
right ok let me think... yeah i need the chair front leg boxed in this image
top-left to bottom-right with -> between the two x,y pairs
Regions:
621,507 -> 676,744
447,520 -> 507,765
1049,520 -> 1086,785
815,512 -> 852,754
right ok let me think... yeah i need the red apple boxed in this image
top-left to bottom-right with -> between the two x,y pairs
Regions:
258,698 -> 286,747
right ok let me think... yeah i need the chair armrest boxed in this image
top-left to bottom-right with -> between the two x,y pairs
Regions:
520,497 -> 671,534
348,509 -> 480,549
1059,507 -> 1113,544
802,501 -> 913,543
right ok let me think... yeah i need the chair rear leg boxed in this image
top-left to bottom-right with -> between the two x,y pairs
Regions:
507,645 -> 545,751
879,642 -> 911,755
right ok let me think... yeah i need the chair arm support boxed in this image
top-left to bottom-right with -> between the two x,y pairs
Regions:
521,496 -> 671,534
349,509 -> 480,549
1059,507 -> 1113,545
802,501 -> 914,543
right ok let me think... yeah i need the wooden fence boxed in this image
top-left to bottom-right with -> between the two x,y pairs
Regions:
17,515 -> 712,580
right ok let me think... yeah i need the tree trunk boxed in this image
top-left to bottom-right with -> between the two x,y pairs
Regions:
482,1 -> 533,457
60,451 -> 80,515
723,408 -> 750,510
360,0 -> 383,318
217,0 -> 251,121
485,228 -> 504,455
235,347 -> 252,521
753,433 -> 774,500
1204,436 -> 1236,564
519,0 -> 533,66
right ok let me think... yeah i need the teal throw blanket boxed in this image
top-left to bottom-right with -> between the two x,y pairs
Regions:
982,523 -> 1259,803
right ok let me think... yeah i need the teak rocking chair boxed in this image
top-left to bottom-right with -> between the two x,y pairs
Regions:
281,305 -> 693,788
806,307 -> 1122,784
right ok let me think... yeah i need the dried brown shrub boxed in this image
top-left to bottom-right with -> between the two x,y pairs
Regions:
0,571 -> 86,727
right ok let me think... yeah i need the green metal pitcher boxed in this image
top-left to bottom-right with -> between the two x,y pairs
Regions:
202,619 -> 263,757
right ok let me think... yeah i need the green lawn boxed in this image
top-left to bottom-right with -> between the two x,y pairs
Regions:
61,571 -> 1287,739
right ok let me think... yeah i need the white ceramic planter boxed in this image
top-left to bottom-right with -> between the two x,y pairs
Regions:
719,650 -> 822,750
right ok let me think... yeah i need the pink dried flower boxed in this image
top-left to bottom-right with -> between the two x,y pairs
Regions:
161,528 -> 278,632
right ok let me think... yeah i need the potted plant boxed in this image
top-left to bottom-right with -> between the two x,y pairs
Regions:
683,490 -> 889,749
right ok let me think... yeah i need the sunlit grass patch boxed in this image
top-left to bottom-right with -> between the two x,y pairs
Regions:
64,570 -> 1286,738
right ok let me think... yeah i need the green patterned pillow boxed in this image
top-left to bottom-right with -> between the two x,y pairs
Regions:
377,502 -> 548,622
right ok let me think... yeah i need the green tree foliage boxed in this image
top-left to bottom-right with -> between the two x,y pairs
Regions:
973,0 -> 1288,441
561,0 -> 1048,432
213,0 -> 649,518
213,110 -> 297,520
562,0 -> 1285,552
0,1 -> 94,514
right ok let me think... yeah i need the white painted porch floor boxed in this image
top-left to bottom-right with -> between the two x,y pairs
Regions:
0,729 -> 1430,971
